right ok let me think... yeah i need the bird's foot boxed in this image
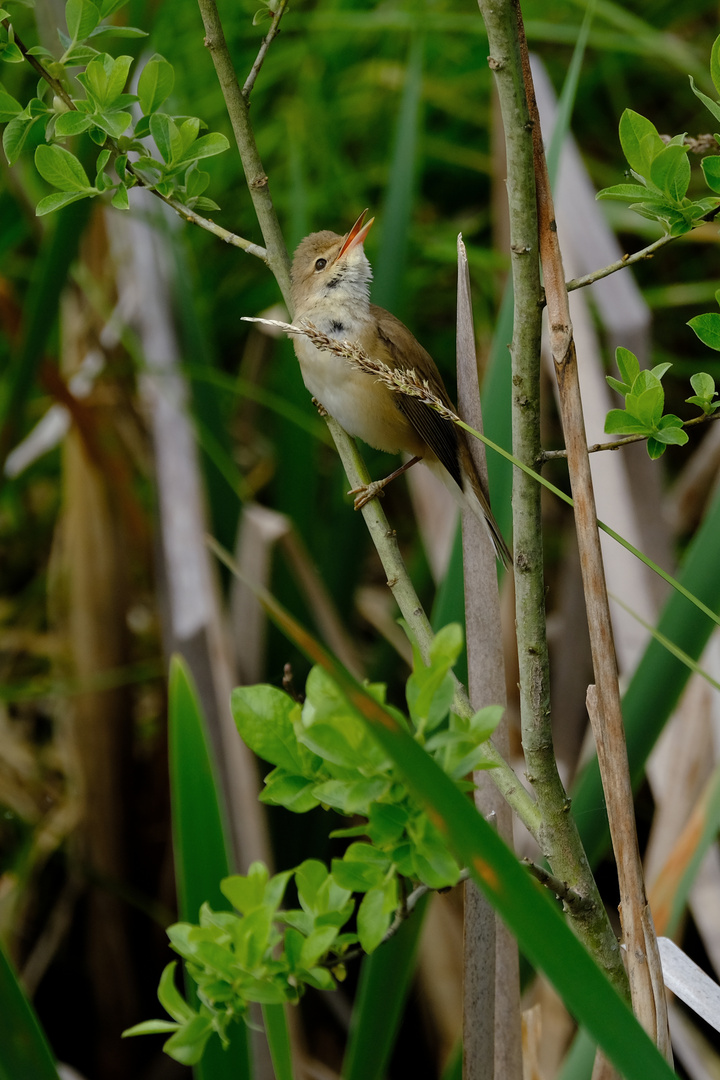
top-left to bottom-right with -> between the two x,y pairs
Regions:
348,480 -> 387,510
311,397 -> 329,417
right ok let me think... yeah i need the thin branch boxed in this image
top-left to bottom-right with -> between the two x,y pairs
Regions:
197,0 -> 293,305
243,0 -> 290,99
522,860 -> 596,913
517,0 -> 669,1052
5,22 -> 266,259
565,233 -> 674,294
542,408 -> 720,461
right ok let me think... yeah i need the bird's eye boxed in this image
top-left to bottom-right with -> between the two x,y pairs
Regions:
314,258 -> 327,271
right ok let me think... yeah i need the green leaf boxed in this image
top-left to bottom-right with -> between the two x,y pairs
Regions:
689,76 -> 720,126
36,189 -> 92,216
616,346 -> 640,388
603,410 -> 650,436
625,370 -> 664,427
1,40 -> 24,63
177,130 -> 229,163
618,109 -> 664,177
596,183 -> 651,202
606,376 -> 630,397
110,183 -> 129,209
0,940 -> 61,1080
712,34 -> 720,98
3,113 -> 37,163
191,195 -> 221,212
701,155 -> 720,194
123,1019 -> 180,1036
88,23 -> 147,38
649,143 -> 691,203
65,0 -> 100,42
646,437 -> 666,460
92,109 -> 131,138
357,883 -> 395,953
650,362 -> 672,382
62,43 -> 99,64
163,1015 -> 214,1066
54,110 -> 93,136
688,312 -> 720,351
231,684 -> 308,773
150,112 -> 181,163
220,862 -> 271,914
35,142 -> 91,190
138,54 -> 174,114
157,961 -> 195,1024
689,371 -> 716,400
106,53 -> 133,102
0,88 -> 21,121
260,770 -> 319,812
98,0 -> 130,14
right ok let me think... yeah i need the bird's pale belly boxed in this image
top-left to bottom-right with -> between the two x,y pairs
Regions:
295,338 -> 423,457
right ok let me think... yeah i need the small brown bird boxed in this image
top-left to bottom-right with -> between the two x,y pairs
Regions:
290,210 -> 511,568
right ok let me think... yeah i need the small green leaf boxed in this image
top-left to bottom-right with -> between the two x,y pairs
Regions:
357,885 -> 394,953
54,110 -> 93,136
110,183 -> 129,209
0,88 -> 22,122
191,195 -> 221,212
618,109 -> 664,177
688,312 -> 720,351
0,40 -> 23,63
138,54 -> 174,114
65,0 -> 100,42
35,142 -> 91,190
36,190 -> 92,215
650,362 -> 672,382
604,410 -> 650,436
98,0 -> 131,15
689,76 -> 720,127
606,376 -> 630,397
712,34 -> 720,98
122,1019 -> 180,1037
92,110 -> 131,138
690,372 -> 716,400
157,961 -> 195,1024
62,43 -> 99,64
650,144 -> 691,204
646,437 -> 666,460
177,130 -> 229,163
701,156 -> 720,194
163,1015 -> 214,1066
615,346 -> 640,389
88,23 -> 147,38
596,183 -> 650,202
105,53 -> 133,102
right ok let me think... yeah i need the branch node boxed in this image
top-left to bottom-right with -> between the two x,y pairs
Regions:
487,55 -> 504,70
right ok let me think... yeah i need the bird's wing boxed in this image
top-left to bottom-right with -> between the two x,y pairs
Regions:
371,305 -> 463,488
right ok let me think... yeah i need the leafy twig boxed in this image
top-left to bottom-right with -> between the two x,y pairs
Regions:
565,233 -> 674,294
243,0 -> 290,99
5,21 -> 266,258
542,408 -> 720,460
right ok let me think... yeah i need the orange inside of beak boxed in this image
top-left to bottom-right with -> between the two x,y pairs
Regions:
337,209 -> 375,259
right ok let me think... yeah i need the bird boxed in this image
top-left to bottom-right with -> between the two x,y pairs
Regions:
289,210 -> 512,568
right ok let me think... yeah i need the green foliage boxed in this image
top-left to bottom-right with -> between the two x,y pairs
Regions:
597,36 -> 720,235
604,346 -> 719,458
126,625 -> 502,1065
0,0 -> 228,212
604,346 -> 688,458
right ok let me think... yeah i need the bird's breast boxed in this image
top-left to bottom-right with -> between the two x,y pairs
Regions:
292,321 -> 424,457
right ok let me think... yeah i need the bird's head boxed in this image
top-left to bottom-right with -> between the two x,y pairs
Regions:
291,210 -> 375,315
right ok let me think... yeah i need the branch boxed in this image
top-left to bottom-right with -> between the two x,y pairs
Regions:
517,0 -> 669,1050
522,860 -> 595,914
565,233 -> 675,294
243,0 -> 290,99
542,408 -> 720,461
5,22 -> 266,259
197,0 -> 293,305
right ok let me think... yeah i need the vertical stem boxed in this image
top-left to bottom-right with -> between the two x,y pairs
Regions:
513,2 -> 669,1055
195,0 -> 292,306
475,0 -> 629,997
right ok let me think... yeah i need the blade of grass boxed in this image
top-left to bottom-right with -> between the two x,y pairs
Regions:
168,655 -> 252,1080
0,941 -> 60,1080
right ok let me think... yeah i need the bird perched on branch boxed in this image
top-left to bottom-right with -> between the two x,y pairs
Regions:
290,210 -> 512,568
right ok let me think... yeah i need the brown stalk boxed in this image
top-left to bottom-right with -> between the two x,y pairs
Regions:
514,4 -> 670,1054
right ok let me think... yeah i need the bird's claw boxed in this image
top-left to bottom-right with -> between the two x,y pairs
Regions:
348,480 -> 386,510
311,397 -> 329,417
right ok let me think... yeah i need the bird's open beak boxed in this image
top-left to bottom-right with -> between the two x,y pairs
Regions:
337,209 -> 375,260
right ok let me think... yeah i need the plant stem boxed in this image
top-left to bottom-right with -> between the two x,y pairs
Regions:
476,0 -> 629,999
565,233 -> 674,293
515,0 -> 669,1049
542,408 -> 720,460
243,0 -> 290,98
196,0 -> 292,304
